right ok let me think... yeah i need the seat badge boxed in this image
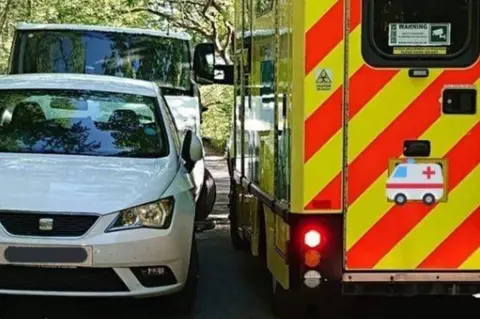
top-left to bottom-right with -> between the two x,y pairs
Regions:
38,218 -> 53,231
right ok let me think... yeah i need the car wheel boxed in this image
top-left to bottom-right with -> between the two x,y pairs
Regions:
163,235 -> 199,316
195,168 -> 216,222
422,193 -> 436,205
394,193 -> 407,205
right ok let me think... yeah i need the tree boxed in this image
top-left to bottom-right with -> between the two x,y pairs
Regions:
125,0 -> 234,63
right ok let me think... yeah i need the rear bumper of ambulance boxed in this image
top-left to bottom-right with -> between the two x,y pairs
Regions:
341,272 -> 480,296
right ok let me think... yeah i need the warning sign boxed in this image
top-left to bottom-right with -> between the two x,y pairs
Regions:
393,47 -> 447,55
388,23 -> 451,47
315,68 -> 332,91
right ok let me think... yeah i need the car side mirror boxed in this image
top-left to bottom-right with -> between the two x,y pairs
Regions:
181,130 -> 204,172
193,43 -> 215,85
193,43 -> 234,86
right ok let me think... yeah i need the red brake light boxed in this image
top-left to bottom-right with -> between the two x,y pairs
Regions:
304,230 -> 321,248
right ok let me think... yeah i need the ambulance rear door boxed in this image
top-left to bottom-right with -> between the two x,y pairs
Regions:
344,0 -> 480,271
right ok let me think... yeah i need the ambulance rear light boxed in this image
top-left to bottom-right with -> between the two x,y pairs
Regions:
290,216 -> 343,284
303,229 -> 323,268
304,230 -> 321,248
304,249 -> 322,268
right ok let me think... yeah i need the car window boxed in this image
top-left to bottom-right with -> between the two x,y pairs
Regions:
363,0 -> 479,67
0,89 -> 169,158
393,166 -> 407,178
11,30 -> 193,95
162,97 -> 182,153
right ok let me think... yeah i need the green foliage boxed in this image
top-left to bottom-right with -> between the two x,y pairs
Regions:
200,85 -> 233,154
0,0 -> 234,152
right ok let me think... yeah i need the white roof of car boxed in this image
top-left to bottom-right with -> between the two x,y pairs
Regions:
0,74 -> 159,97
16,22 -> 191,41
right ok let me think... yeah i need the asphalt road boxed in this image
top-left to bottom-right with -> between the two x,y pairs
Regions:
0,157 -> 477,319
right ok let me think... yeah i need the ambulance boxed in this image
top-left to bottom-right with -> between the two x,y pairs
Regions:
206,0 -> 479,316
387,159 -> 445,205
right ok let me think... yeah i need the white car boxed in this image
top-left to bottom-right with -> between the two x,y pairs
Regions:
0,73 -> 203,314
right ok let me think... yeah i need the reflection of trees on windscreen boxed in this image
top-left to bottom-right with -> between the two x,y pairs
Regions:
100,34 -> 190,90
16,30 -> 191,91
0,122 -> 101,155
0,90 -> 168,158
24,33 -> 85,73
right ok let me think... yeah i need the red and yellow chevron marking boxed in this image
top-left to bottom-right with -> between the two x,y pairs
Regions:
303,0 -> 480,269
347,120 -> 480,269
304,0 -> 369,211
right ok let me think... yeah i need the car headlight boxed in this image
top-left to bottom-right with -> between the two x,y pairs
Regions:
106,197 -> 174,232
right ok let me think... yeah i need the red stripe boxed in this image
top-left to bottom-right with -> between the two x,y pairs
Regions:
304,66 -> 397,162
418,206 -> 480,269
304,88 -> 343,162
386,183 -> 444,189
349,67 -> 398,119
305,0 -> 344,74
346,122 -> 480,269
307,64 -> 480,210
304,0 -> 371,162
305,0 -> 362,75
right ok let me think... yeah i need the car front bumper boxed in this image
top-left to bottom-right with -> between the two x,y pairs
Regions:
0,195 -> 195,298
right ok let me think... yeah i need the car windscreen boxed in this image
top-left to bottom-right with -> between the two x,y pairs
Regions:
10,30 -> 192,94
0,89 -> 169,158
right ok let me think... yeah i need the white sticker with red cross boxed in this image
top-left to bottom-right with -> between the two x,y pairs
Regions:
386,158 -> 445,206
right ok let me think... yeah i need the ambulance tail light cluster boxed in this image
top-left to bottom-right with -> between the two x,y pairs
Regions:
289,215 -> 343,290
302,228 -> 324,268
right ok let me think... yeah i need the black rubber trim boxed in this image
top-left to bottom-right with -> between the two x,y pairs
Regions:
241,177 -> 250,191
233,174 -> 288,221
361,0 -> 480,68
250,183 -> 274,207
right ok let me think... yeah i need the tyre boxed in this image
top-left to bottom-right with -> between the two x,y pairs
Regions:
229,186 -> 250,250
394,193 -> 407,205
195,168 -> 216,222
163,235 -> 199,316
422,193 -> 436,205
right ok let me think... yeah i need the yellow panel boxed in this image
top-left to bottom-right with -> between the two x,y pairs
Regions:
304,41 -> 343,118
348,26 -> 363,74
304,0 -> 337,31
375,166 -> 480,269
304,131 -> 343,205
460,248 -> 480,269
347,70 -> 442,159
290,0 -> 305,213
346,171 -> 390,249
304,70 -> 442,208
304,28 -> 362,119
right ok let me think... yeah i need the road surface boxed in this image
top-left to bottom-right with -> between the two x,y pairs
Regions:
0,157 -> 477,318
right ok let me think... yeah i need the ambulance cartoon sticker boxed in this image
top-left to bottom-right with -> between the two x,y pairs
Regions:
386,158 -> 446,206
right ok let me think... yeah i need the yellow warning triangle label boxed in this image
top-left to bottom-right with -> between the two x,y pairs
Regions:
316,69 -> 332,84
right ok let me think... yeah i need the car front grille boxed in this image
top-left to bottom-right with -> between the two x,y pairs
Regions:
0,265 -> 129,292
0,212 -> 99,237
